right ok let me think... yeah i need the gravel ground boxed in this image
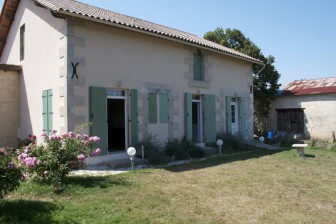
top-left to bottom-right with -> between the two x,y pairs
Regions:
70,158 -> 207,177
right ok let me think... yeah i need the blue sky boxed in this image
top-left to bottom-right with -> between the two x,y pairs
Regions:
2,0 -> 335,87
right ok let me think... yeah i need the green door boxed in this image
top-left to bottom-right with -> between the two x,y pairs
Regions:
184,93 -> 192,141
205,94 -> 216,143
226,96 -> 232,134
89,87 -> 108,155
130,89 -> 138,146
239,98 -> 247,139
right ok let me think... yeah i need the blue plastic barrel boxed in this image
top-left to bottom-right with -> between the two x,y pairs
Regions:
268,131 -> 274,139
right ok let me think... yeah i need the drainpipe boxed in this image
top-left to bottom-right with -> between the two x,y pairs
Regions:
255,63 -> 266,77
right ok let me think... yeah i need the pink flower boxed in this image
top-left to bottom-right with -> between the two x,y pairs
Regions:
7,162 -> 16,169
52,129 -> 57,134
24,157 -> 37,167
24,146 -> 30,154
95,148 -> 102,155
81,140 -> 89,146
77,154 -> 86,161
68,132 -> 75,138
91,151 -> 97,157
37,160 -> 41,165
18,153 -> 28,162
82,134 -> 89,140
0,148 -> 7,156
76,134 -> 81,139
89,136 -> 100,143
41,131 -> 48,137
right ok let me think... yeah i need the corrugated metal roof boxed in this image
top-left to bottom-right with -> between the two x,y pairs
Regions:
21,0 -> 262,65
279,77 -> 336,96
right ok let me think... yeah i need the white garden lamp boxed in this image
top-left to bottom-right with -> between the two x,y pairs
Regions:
216,139 -> 223,156
259,136 -> 265,145
127,147 -> 136,171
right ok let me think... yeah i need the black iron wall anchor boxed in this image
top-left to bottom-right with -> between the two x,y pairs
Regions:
71,62 -> 79,79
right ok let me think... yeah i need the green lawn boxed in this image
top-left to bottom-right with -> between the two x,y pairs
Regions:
1,148 -> 336,223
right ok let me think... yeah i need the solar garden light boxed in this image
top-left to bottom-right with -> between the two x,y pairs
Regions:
259,136 -> 265,145
216,139 -> 223,156
127,147 -> 136,171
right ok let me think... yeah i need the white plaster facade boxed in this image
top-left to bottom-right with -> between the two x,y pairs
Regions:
0,0 -> 258,156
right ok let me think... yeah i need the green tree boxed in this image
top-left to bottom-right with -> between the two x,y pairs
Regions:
204,28 -> 281,132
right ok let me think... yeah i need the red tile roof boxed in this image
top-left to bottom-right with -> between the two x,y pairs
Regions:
0,0 -> 263,65
279,77 -> 336,96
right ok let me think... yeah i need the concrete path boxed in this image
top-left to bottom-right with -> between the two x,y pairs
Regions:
247,140 -> 282,151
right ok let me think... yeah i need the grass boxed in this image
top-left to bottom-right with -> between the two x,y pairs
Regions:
1,147 -> 336,223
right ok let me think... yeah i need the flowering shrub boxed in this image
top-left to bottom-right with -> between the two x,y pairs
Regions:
0,147 -> 23,200
18,130 -> 101,192
17,134 -> 37,148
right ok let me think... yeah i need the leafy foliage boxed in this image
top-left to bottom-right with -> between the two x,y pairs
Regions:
17,129 -> 101,192
138,134 -> 168,165
0,147 -> 23,200
216,132 -> 244,151
165,138 -> 205,160
204,28 -> 281,123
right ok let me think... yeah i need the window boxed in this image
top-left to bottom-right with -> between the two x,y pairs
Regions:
193,50 -> 204,81
148,93 -> 168,124
42,89 -> 53,135
20,24 -> 25,61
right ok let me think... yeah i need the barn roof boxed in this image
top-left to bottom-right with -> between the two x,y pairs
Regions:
278,77 -> 336,96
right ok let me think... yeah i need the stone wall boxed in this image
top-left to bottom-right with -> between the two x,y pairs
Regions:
268,93 -> 336,140
0,65 -> 21,147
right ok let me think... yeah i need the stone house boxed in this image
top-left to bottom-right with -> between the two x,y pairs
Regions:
267,77 -> 336,140
0,0 -> 263,161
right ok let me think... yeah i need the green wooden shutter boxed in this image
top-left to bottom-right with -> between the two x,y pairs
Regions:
42,90 -> 53,136
47,90 -> 53,135
205,94 -> 216,143
239,98 -> 247,139
148,93 -> 157,124
184,93 -> 192,141
20,24 -> 25,61
130,89 -> 138,146
89,87 -> 107,155
160,94 -> 168,123
42,90 -> 48,134
226,96 -> 232,134
194,53 -> 203,81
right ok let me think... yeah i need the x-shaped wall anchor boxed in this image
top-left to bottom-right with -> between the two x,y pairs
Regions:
71,62 -> 79,79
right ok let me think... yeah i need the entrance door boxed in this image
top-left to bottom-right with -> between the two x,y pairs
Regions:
107,90 -> 127,152
192,96 -> 203,142
231,101 -> 239,134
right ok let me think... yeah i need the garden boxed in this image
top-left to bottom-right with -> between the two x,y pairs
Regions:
1,129 -> 336,223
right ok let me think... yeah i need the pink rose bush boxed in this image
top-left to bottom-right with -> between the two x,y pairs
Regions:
18,129 -> 102,191
0,147 -> 23,200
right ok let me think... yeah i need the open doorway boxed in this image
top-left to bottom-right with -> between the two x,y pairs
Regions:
107,90 -> 127,152
231,100 -> 239,134
192,95 -> 203,142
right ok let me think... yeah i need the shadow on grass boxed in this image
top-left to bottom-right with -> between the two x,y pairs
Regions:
165,147 -> 290,172
0,199 -> 64,224
304,154 -> 316,158
64,175 -> 132,189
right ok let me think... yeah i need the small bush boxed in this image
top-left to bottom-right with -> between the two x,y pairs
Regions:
0,147 -> 23,200
18,128 -> 101,192
138,134 -> 167,165
164,138 -> 205,160
216,132 -> 244,151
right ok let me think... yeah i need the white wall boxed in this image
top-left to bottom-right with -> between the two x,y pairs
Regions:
67,18 -> 254,141
1,0 -> 67,140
